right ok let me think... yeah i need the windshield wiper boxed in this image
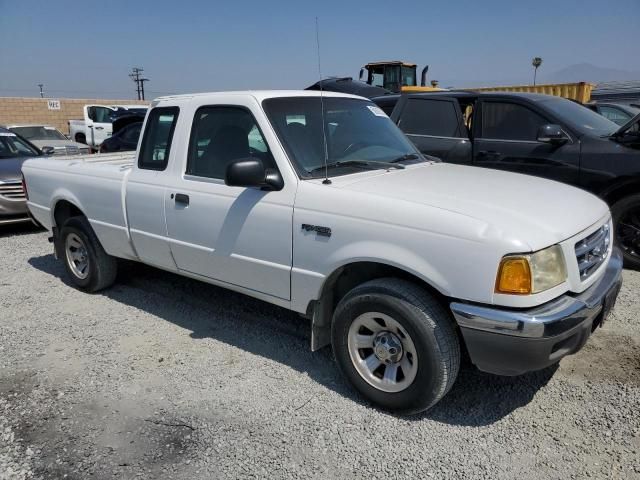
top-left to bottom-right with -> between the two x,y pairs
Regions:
309,159 -> 405,175
389,153 -> 420,163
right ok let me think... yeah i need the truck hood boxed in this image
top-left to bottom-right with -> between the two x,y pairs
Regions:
334,162 -> 609,251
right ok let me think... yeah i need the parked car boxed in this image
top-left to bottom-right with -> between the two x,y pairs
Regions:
7,124 -> 91,156
99,121 -> 142,153
373,91 -> 640,268
585,102 -> 640,126
23,91 -> 622,414
0,127 -> 42,225
68,104 -> 148,150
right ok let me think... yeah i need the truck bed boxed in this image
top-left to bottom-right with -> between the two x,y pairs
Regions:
22,152 -> 138,259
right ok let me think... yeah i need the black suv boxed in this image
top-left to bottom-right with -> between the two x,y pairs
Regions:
374,92 -> 640,268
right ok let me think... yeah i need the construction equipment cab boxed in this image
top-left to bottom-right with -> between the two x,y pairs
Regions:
359,61 -> 441,93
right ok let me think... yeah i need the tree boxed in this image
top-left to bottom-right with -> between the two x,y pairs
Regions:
532,57 -> 543,86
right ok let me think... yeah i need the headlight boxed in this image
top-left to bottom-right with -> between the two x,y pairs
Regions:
495,245 -> 567,295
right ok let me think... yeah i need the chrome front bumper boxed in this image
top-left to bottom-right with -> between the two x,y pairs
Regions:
450,247 -> 623,375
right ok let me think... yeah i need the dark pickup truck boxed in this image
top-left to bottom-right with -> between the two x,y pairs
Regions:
374,91 -> 640,268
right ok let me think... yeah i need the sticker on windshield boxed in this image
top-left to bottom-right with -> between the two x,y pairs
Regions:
367,105 -> 388,117
44,126 -> 56,130
0,132 -> 16,137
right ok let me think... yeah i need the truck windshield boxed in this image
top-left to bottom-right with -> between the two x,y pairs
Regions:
10,126 -> 67,141
540,97 -> 619,137
262,97 -> 421,178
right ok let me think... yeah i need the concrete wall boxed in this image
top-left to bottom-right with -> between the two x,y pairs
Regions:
0,97 -> 149,137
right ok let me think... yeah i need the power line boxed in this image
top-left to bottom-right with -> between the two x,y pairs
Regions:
129,67 -> 150,100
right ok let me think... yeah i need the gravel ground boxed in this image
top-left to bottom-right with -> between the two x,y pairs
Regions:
0,224 -> 639,479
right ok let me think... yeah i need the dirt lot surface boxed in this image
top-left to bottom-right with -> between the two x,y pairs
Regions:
1,224 -> 639,479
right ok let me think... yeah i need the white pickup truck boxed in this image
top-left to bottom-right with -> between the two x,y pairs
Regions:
68,104 -> 148,149
23,91 -> 623,413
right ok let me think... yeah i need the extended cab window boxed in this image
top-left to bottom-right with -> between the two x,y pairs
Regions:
186,106 -> 276,180
481,102 -> 546,141
138,107 -> 179,171
399,99 -> 461,137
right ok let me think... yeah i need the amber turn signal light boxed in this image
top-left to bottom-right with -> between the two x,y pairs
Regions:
495,257 -> 532,294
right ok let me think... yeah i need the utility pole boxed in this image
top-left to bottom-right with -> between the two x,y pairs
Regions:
129,67 -> 150,100
532,57 -> 543,86
38,84 -> 44,98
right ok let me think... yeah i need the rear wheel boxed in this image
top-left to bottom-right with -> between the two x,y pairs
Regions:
331,278 -> 460,414
612,194 -> 640,270
59,217 -> 117,292
75,133 -> 86,144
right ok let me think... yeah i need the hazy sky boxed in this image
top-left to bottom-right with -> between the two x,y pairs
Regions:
1,0 -> 639,99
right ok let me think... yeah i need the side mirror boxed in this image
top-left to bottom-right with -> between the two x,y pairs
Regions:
537,124 -> 568,144
225,158 -> 284,191
41,146 -> 55,156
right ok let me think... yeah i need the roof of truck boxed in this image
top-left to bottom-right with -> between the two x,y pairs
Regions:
372,90 -> 570,104
153,90 -> 366,103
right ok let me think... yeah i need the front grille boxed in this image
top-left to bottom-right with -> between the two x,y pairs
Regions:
575,223 -> 610,280
0,181 -> 25,199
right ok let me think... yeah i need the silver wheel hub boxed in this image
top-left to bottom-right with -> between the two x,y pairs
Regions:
373,332 -> 403,363
65,233 -> 90,280
347,312 -> 418,393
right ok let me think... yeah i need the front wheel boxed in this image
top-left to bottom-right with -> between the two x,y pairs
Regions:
59,216 -> 118,292
331,278 -> 460,414
612,194 -> 640,270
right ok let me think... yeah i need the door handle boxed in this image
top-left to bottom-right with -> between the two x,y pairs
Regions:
173,193 -> 189,205
477,150 -> 501,159
94,126 -> 104,130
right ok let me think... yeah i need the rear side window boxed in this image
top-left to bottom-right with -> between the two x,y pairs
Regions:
481,102 -> 546,141
398,99 -> 461,137
138,107 -> 179,171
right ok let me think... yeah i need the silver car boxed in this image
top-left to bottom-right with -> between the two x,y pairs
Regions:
7,125 -> 91,156
0,127 -> 42,225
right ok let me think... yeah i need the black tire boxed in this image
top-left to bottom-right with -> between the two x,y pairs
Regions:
612,194 -> 640,270
59,216 -> 117,292
75,133 -> 86,145
331,278 -> 460,414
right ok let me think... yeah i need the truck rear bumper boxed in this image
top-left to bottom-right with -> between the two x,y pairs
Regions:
450,247 -> 623,376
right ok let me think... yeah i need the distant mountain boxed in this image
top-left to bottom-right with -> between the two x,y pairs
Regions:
543,63 -> 640,83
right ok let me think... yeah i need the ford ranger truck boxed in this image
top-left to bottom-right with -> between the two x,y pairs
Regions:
22,91 -> 623,414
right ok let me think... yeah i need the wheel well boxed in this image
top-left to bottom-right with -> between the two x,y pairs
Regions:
53,200 -> 85,229
308,261 -> 447,351
601,179 -> 640,206
75,132 -> 86,143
